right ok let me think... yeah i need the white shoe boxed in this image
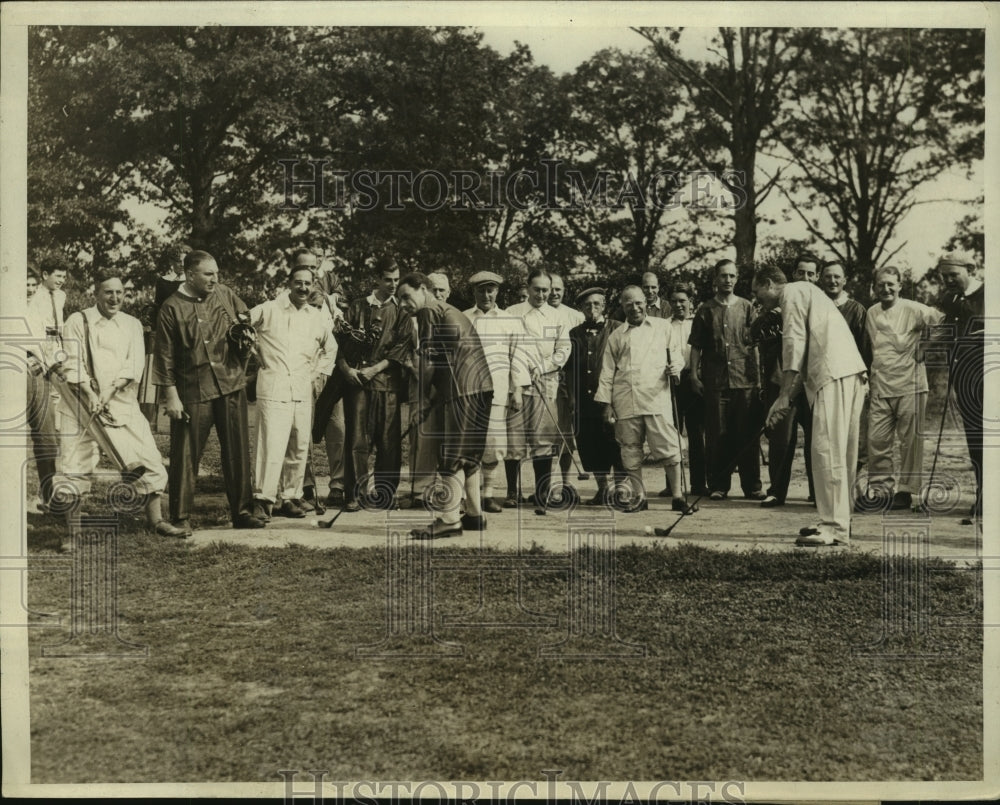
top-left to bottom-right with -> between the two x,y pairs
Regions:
796,527 -> 849,547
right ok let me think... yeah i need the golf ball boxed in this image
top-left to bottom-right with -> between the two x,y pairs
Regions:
644,525 -> 654,535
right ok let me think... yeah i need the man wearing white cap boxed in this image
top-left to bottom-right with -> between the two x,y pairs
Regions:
464,270 -> 530,512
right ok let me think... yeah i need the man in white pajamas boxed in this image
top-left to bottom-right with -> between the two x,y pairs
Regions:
463,270 -> 529,512
861,265 -> 943,511
57,269 -> 187,538
249,265 -> 336,520
752,266 -> 867,546
596,286 -> 696,515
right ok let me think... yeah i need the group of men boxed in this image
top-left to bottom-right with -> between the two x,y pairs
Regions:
24,245 -> 984,546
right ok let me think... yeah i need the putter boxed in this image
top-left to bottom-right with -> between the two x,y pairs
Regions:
531,376 -> 590,482
653,424 -> 767,537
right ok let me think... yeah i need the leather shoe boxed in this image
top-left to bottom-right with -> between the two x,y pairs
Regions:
483,497 -> 503,514
233,513 -> 266,529
252,499 -> 272,522
411,519 -> 463,540
325,488 -> 345,507
275,499 -> 306,518
744,490 -> 767,501
169,519 -> 193,537
709,491 -> 726,501
502,495 -> 519,509
155,520 -> 190,538
622,498 -> 649,513
671,498 -> 698,514
461,513 -> 487,531
343,499 -> 362,513
760,495 -> 783,507
890,491 -> 913,510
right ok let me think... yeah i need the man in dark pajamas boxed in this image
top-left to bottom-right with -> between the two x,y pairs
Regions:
396,272 -> 493,539
315,256 -> 413,511
566,287 -> 623,505
688,259 -> 764,501
935,251 -> 984,525
153,250 -> 264,532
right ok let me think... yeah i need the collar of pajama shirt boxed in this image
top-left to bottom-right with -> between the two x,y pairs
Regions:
505,301 -> 570,397
62,306 -> 144,422
249,294 -> 335,403
594,316 -> 680,419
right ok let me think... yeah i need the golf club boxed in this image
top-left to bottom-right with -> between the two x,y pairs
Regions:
653,424 -> 767,537
531,375 -> 590,482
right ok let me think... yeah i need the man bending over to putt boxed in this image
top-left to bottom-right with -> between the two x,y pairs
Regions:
752,266 -> 867,546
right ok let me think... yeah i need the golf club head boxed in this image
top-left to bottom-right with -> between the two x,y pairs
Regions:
121,463 -> 148,483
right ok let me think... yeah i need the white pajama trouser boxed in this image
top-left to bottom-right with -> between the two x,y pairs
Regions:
481,401 -> 509,496
55,396 -> 168,497
811,373 -> 865,535
867,392 -> 927,495
254,397 -> 311,503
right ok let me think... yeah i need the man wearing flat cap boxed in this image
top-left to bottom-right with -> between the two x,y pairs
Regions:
933,251 -> 984,525
566,287 -> 624,504
464,270 -> 530,512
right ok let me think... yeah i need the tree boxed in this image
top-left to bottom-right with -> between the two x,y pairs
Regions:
634,27 -> 818,270
28,28 -> 137,272
944,196 -> 984,265
30,26 -> 355,272
549,48 -> 727,288
771,28 -> 984,272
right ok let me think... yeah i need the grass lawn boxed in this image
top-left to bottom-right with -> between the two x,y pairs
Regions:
25,538 -> 981,783
21,403 -> 983,783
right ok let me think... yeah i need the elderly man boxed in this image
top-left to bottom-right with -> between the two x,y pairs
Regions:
396,272 -> 493,539
55,268 -> 187,537
428,272 -> 451,303
596,286 -> 695,514
248,264 -> 336,521
752,265 -> 867,545
665,282 -> 708,496
611,271 -> 669,322
24,253 -> 69,513
566,287 -> 624,505
935,251 -> 984,524
463,271 -> 529,512
858,266 -> 944,512
689,259 -> 764,501
505,268 -> 571,512
153,250 -> 264,531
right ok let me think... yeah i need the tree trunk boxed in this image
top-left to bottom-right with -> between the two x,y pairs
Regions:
731,144 -> 757,271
